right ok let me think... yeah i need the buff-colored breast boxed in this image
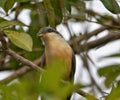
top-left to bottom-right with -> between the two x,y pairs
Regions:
43,33 -> 73,80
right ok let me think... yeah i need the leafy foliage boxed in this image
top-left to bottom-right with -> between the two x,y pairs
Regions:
98,64 -> 120,87
39,61 -> 73,100
100,0 -> 120,14
0,0 -> 120,100
106,83 -> 120,100
0,0 -> 15,12
4,30 -> 33,51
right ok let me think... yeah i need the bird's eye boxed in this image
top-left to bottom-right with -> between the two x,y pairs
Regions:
47,28 -> 53,32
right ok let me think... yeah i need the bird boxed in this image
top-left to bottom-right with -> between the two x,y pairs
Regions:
37,27 -> 76,99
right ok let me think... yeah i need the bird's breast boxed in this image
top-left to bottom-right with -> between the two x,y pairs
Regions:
45,42 -> 72,80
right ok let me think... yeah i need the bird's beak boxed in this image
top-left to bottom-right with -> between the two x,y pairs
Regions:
38,34 -> 44,38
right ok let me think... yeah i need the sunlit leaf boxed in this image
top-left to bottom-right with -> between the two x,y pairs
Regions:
100,0 -> 120,14
39,60 -> 73,99
106,84 -> 120,100
58,83 -> 73,99
4,30 -> 33,51
39,61 -> 63,93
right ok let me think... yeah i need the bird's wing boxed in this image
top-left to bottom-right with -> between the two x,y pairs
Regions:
40,52 -> 76,80
40,53 -> 46,68
70,51 -> 76,79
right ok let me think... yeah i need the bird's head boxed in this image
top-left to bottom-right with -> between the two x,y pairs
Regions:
37,27 -> 63,43
37,27 -> 59,38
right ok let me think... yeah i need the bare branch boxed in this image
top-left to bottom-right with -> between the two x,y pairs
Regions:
0,64 -> 12,71
5,49 -> 43,71
0,57 -> 42,84
0,66 -> 30,84
86,31 -> 120,50
70,31 -> 120,53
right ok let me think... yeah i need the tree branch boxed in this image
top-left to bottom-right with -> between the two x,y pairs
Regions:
0,64 -> 12,71
0,31 -> 43,71
86,31 -> 120,50
0,66 -> 30,84
5,49 -> 43,71
76,25 -> 110,43
70,31 -> 120,53
0,57 -> 42,84
1,30 -> 120,86
74,84 -> 98,100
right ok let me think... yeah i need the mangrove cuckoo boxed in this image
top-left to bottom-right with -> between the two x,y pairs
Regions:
37,27 -> 76,81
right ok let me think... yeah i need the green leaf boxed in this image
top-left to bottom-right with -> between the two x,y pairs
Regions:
98,64 -> 120,87
0,0 -> 15,13
69,0 -> 77,2
10,58 -> 21,69
96,15 -> 114,24
106,84 -> 120,100
4,30 -> 33,51
98,64 -> 120,76
43,0 -> 55,27
16,0 -> 30,2
0,0 -> 7,8
23,51 -> 43,61
4,0 -> 15,12
100,0 -> 120,14
0,20 -> 27,29
70,1 -> 86,21
0,18 -> 7,23
39,60 -> 73,99
39,61 -> 64,93
64,0 -> 71,12
103,53 -> 120,58
28,10 -> 44,47
50,0 -> 62,25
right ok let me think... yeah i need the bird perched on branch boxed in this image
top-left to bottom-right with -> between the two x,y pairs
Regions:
37,27 -> 76,99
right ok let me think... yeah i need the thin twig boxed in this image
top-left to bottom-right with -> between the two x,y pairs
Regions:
63,22 -> 73,37
66,15 -> 120,29
80,53 -> 104,95
74,84 -> 98,100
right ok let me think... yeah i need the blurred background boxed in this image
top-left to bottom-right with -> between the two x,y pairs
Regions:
0,0 -> 120,100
